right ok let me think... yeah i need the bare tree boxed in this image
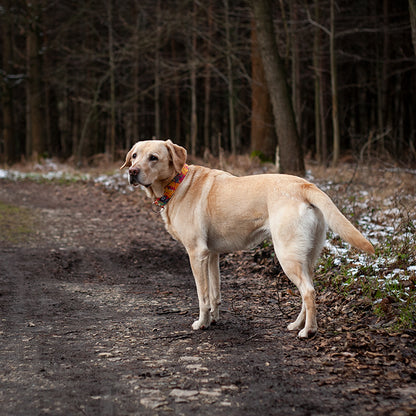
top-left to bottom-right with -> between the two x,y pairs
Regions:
107,0 -> 116,160
1,0 -> 415,165
409,0 -> 416,56
250,21 -> 276,161
251,0 -> 305,175
290,2 -> 301,137
190,1 -> 198,156
203,0 -> 213,153
224,0 -> 236,155
313,0 -> 323,163
171,39 -> 182,142
131,7 -> 140,149
154,0 -> 161,139
1,0 -> 15,163
329,0 -> 340,167
26,0 -> 45,160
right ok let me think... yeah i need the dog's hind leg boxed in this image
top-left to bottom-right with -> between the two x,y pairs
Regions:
270,201 -> 325,338
279,259 -> 317,338
287,301 -> 306,332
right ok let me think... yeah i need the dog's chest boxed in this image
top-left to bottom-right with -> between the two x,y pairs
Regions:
160,210 -> 182,243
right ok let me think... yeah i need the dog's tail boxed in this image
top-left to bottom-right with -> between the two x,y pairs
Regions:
301,183 -> 375,254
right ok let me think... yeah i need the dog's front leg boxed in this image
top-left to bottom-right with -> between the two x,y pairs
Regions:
188,249 -> 212,330
208,253 -> 221,323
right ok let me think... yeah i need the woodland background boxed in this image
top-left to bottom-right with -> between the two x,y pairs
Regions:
1,0 -> 416,171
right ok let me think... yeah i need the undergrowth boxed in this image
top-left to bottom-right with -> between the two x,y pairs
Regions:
0,202 -> 35,244
314,176 -> 416,332
316,248 -> 416,331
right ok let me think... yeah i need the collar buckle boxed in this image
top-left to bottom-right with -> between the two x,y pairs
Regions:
151,203 -> 165,214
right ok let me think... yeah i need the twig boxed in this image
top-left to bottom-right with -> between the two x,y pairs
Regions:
245,333 -> 260,342
359,129 -> 392,163
152,333 -> 193,342
156,309 -> 188,315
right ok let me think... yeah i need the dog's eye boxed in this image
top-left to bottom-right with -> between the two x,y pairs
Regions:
149,154 -> 158,162
132,153 -> 137,159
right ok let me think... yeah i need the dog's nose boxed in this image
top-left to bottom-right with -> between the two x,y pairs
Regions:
129,167 -> 139,176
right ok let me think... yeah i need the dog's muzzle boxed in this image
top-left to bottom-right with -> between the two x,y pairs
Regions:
128,167 -> 150,187
128,166 -> 141,186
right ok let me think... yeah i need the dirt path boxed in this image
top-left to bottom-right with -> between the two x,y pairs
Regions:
0,179 -> 415,415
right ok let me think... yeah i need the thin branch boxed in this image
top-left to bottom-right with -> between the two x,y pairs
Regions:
306,7 -> 331,36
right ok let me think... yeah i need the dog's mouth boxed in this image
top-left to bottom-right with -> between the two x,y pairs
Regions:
129,176 -> 151,188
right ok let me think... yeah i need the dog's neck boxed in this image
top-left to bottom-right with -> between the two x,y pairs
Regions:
153,164 -> 189,208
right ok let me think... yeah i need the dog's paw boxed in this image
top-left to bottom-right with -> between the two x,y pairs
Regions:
192,318 -> 211,330
297,327 -> 317,339
287,322 -> 302,331
210,308 -> 220,323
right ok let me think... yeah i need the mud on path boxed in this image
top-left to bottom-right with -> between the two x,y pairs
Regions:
0,179 -> 415,415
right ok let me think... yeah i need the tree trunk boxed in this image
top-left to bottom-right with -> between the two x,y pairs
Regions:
290,2 -> 301,138
251,0 -> 304,175
330,0 -> 340,167
250,21 -> 276,161
409,0 -> 416,56
132,41 -> 139,148
224,0 -> 236,155
190,1 -> 198,156
376,0 -> 389,155
154,0 -> 161,139
76,75 -> 107,166
171,40 -> 181,142
313,0 -> 322,163
44,78 -> 52,156
1,0 -> 15,163
107,0 -> 116,160
203,0 -> 213,153
58,80 -> 69,158
26,0 -> 45,161
312,0 -> 328,165
409,1 -> 416,157
320,71 -> 328,164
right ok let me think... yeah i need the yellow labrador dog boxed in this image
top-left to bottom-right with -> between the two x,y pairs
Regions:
121,140 -> 374,338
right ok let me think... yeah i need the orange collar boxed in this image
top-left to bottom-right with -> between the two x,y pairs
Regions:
153,164 -> 189,208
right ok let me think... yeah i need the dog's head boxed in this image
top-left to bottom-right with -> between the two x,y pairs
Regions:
120,140 -> 187,198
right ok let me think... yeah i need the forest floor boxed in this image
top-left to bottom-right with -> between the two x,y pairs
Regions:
0,161 -> 415,415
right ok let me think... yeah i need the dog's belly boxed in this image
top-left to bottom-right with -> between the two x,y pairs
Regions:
207,221 -> 271,253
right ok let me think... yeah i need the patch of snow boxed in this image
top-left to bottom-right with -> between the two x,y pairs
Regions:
94,171 -> 132,193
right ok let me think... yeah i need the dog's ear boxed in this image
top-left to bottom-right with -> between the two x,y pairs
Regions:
165,140 -> 187,173
120,148 -> 133,169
